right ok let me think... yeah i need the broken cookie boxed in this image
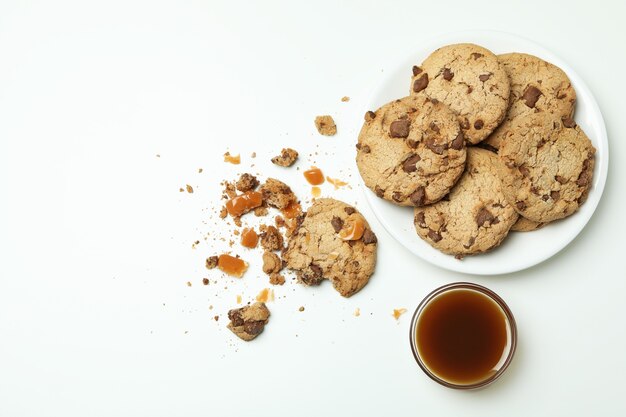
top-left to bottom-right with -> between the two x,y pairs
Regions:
227,302 -> 270,341
271,148 -> 299,167
314,115 -> 337,136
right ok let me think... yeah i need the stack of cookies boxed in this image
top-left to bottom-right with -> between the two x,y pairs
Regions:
356,43 -> 596,257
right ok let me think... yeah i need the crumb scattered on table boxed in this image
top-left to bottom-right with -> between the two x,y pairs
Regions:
314,115 -> 337,136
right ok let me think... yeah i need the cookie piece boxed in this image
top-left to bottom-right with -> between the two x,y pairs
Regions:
314,115 -> 337,136
510,216 -> 546,232
259,178 -> 298,210
271,148 -> 299,167
497,114 -> 595,222
483,53 -> 576,149
227,302 -> 270,341
356,95 -> 466,207
411,43 -> 510,144
235,173 -> 259,192
283,198 -> 377,297
414,148 -> 519,256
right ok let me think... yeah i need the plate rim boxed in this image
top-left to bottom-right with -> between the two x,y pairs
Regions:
360,29 -> 609,276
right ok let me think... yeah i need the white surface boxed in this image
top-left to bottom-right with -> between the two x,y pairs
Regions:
1,1 -> 625,416
363,30 -> 608,275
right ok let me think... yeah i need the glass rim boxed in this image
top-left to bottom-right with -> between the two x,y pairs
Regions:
409,282 -> 518,390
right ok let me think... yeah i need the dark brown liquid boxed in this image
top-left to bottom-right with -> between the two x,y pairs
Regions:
416,289 -> 509,385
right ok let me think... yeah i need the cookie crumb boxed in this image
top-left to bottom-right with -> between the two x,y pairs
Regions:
314,115 -> 337,136
271,148 -> 299,167
186,184 -> 194,193
341,96 -> 350,102
235,173 -> 259,192
214,315 -> 219,321
224,152 -> 241,164
202,278 -> 209,285
236,295 -> 242,304
205,256 -> 219,270
251,152 -> 256,158
299,306 -> 305,312
262,251 -> 283,274
393,308 -> 407,320
198,168 -> 203,173
259,225 -> 284,251
156,154 -> 161,158
179,188 -> 184,192
269,273 -> 285,285
354,308 -> 361,317
227,302 -> 270,341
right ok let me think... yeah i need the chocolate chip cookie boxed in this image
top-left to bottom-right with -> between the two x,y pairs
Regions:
411,43 -> 510,144
483,53 -> 576,149
227,302 -> 270,341
510,216 -> 546,232
497,114 -> 595,223
414,148 -> 519,256
356,95 -> 466,207
282,198 -> 377,297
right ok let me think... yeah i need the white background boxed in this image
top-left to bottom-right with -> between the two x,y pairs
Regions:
1,0 -> 625,416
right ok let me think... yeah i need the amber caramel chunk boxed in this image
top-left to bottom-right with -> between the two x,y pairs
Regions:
338,218 -> 365,241
225,191 -> 263,217
393,308 -> 408,320
240,228 -> 259,248
281,201 -> 301,219
223,152 -> 241,164
217,254 -> 248,278
311,186 -> 321,198
303,167 -> 325,185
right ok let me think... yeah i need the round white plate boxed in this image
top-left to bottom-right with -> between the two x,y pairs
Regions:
362,31 -> 609,275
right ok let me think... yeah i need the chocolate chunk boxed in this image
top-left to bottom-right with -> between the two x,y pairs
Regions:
360,144 -> 371,153
479,73 -> 491,82
466,86 -> 473,94
541,194 -> 550,202
460,118 -> 470,130
330,216 -> 344,233
425,138 -> 446,155
365,111 -> 376,122
412,73 -> 429,93
301,263 -> 323,286
374,186 -> 384,198
410,186 -> 426,206
429,121 -> 440,133
228,309 -> 244,327
362,229 -> 377,244
550,191 -> 560,201
463,236 -> 476,249
516,201 -> 527,211
406,139 -> 418,149
450,132 -> 464,150
442,68 -> 454,81
389,119 -> 410,138
555,175 -> 568,184
344,207 -> 356,215
475,207 -> 495,227
427,229 -> 442,242
562,116 -> 576,128
402,154 -> 421,173
243,321 -> 265,336
577,169 -> 590,187
412,65 -> 423,76
415,211 -> 426,227
474,119 -> 484,130
471,52 -> 484,60
519,165 -> 530,177
522,85 -> 542,108
392,192 -> 403,202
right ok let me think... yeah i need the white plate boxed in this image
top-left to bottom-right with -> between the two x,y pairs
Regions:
362,30 -> 609,275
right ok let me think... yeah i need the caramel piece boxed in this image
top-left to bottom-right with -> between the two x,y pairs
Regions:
256,288 -> 270,303
225,191 -> 263,217
217,254 -> 248,278
281,201 -> 301,219
303,167 -> 325,185
393,308 -> 407,320
223,152 -> 240,164
311,186 -> 321,198
326,176 -> 348,189
338,218 -> 365,241
240,228 -> 259,248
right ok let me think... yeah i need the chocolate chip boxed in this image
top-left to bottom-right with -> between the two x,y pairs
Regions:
410,186 -> 426,206
442,68 -> 454,81
450,132 -> 464,150
412,65 -> 423,76
425,138 -> 446,155
516,201 -> 526,211
364,111 -> 376,122
330,216 -> 344,233
467,86 -> 473,94
429,122 -> 440,133
460,118 -> 470,130
412,73 -> 429,93
550,191 -> 560,201
406,139 -> 418,149
541,194 -> 550,201
362,229 -> 377,244
389,119 -> 410,138
471,52 -> 484,60
463,236 -> 476,249
415,211 -> 426,228
244,321 -> 265,336
344,207 -> 356,215
475,207 -> 495,227
402,154 -> 421,173
522,85 -> 542,108
300,263 -> 324,286
479,73 -> 491,82
519,165 -> 530,177
361,144 -> 371,153
375,186 -> 385,198
430,98 -> 439,104
576,170 -> 590,187
555,175 -> 568,184
392,192 -> 403,202
427,229 -> 442,242
562,116 -> 576,128
228,309 -> 244,326
474,119 -> 484,130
